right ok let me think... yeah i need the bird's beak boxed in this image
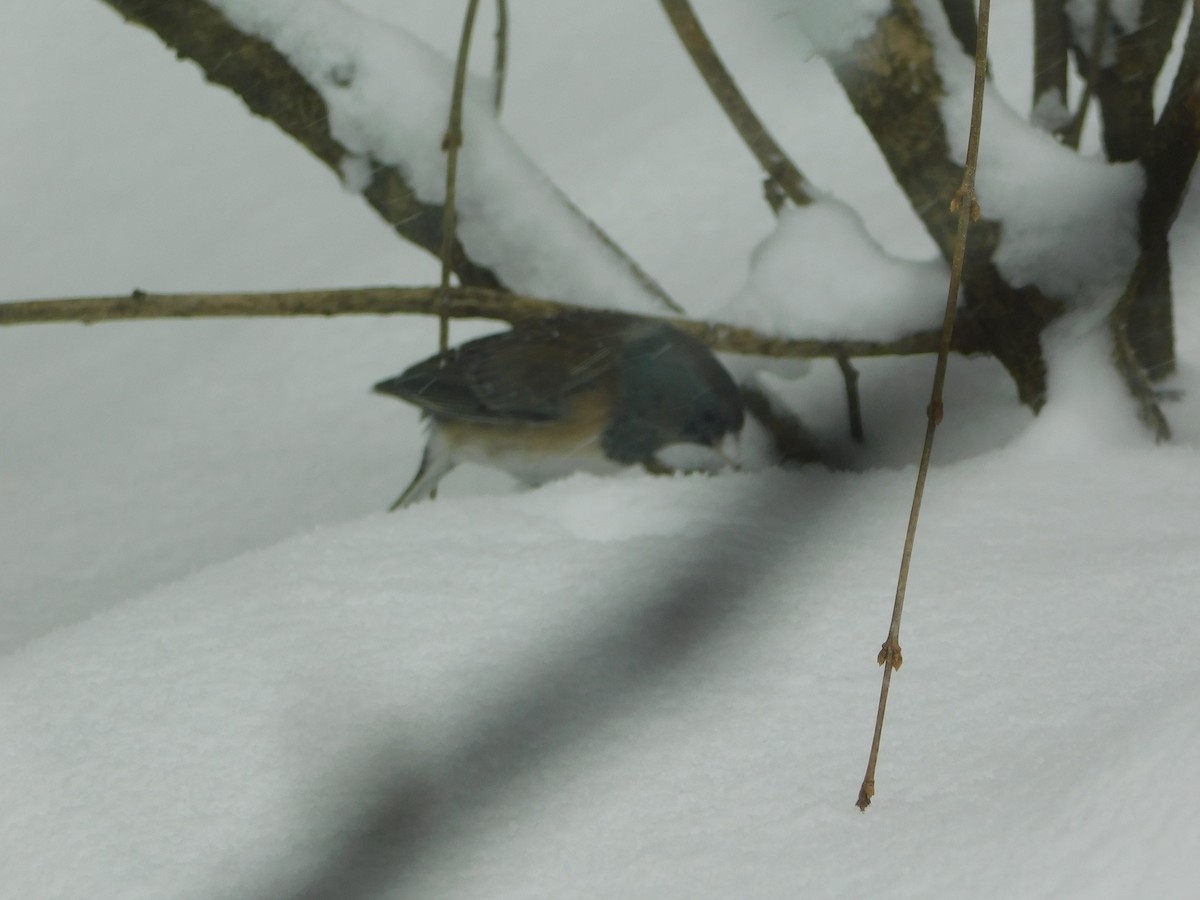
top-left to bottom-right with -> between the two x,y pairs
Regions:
373,374 -> 404,398
716,432 -> 742,471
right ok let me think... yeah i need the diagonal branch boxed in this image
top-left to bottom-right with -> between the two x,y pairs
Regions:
658,0 -> 813,211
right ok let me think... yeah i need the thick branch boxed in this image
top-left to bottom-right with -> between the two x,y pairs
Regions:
658,0 -> 813,209
0,287 -> 969,361
822,0 -> 1062,408
1070,0 -> 1186,161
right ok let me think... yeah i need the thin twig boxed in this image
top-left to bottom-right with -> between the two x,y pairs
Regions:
658,0 -> 813,209
856,0 -> 993,812
0,286 -> 970,361
493,0 -> 509,113
1060,0 -> 1111,149
439,0 -> 483,353
835,354 -> 865,443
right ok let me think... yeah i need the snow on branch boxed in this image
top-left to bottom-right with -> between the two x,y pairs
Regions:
97,0 -> 680,315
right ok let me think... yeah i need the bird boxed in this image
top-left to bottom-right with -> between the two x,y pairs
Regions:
373,310 -> 745,510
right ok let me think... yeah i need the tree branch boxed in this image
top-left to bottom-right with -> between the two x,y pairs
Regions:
658,0 -> 813,210
857,0 -> 994,813
0,287 -> 970,361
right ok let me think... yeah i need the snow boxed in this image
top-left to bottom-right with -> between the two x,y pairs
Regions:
725,199 -> 949,340
919,0 -> 1145,305
3,1 -> 1200,898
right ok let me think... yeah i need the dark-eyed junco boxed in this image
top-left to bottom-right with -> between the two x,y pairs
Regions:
374,311 -> 744,509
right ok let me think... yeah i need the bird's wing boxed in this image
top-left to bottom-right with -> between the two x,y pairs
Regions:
375,325 -> 618,423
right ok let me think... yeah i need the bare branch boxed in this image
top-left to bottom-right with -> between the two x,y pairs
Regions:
0,287 -> 968,361
658,0 -> 813,209
857,0 -> 994,814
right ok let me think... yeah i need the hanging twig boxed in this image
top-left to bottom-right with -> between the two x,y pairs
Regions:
856,0 -> 993,812
1060,0 -> 1111,149
835,354 -> 865,444
438,0 -> 483,353
492,0 -> 509,113
658,0 -> 812,209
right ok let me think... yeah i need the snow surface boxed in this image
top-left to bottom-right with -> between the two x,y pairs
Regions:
3,1 -> 1200,898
